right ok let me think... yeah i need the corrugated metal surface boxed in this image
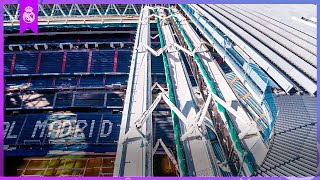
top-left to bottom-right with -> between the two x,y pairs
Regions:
254,95 -> 317,176
188,4 -> 296,94
213,5 -> 317,70
237,4 -> 316,42
225,72 -> 269,136
194,4 -> 317,94
221,5 -> 316,67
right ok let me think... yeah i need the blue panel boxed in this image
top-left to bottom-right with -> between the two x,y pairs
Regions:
74,114 -> 102,144
151,55 -> 165,73
74,92 -> 105,107
17,114 -> 50,145
30,76 -> 53,88
54,93 -> 73,107
105,75 -> 128,85
40,51 -> 63,73
189,76 -> 197,87
44,114 -> 78,144
106,93 -> 123,106
65,51 -> 89,73
55,76 -> 78,87
14,52 -> 38,74
97,114 -> 121,144
4,113 -> 122,155
117,51 -> 131,73
91,50 -> 115,73
4,115 -> 27,145
80,75 -> 103,87
4,53 -> 12,75
5,77 -> 29,88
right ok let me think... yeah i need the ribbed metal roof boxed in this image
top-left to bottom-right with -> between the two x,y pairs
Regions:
193,4 -> 317,94
254,95 -> 317,176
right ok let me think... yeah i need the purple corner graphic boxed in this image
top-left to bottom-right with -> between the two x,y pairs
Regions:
19,0 -> 38,35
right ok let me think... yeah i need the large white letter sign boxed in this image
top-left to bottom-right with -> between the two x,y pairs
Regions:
4,122 -> 10,138
6,121 -> 18,139
89,120 -> 95,138
100,120 -> 113,138
74,120 -> 88,138
47,121 -> 61,138
59,120 -> 73,138
32,121 -> 47,138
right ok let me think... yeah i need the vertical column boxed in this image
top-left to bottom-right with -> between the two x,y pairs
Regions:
153,76 -> 157,83
87,50 -> 92,73
102,75 -> 106,86
113,50 -> 119,72
27,77 -> 32,88
77,76 -> 81,87
36,51 -> 42,73
61,51 -> 67,73
128,33 -> 132,42
52,77 -> 56,87
10,52 -> 16,74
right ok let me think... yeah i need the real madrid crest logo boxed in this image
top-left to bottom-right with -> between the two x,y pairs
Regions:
22,6 -> 35,24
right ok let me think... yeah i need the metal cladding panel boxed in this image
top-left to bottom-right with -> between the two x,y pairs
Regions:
225,72 -> 269,133
287,68 -> 317,94
57,114 -> 102,144
193,4 -> 316,94
288,43 -> 316,67
237,5 -> 316,44
243,63 -> 267,93
97,114 -> 121,144
190,5 -> 295,93
14,52 -> 39,74
5,77 -> 29,88
183,4 -> 278,145
40,51 -> 64,73
220,5 -> 316,67
308,53 -> 317,66
74,92 -> 106,107
210,5 -> 317,78
16,114 -> 50,145
55,76 -> 78,87
4,53 -> 12,75
91,50 -> 115,73
4,115 -> 27,145
65,51 -> 90,73
274,43 -> 317,78
194,13 -> 227,46
254,95 -> 317,176
242,7 -> 316,51
288,54 -> 317,78
30,77 -> 53,88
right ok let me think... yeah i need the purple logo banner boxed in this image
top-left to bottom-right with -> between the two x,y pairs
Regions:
19,0 -> 38,35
